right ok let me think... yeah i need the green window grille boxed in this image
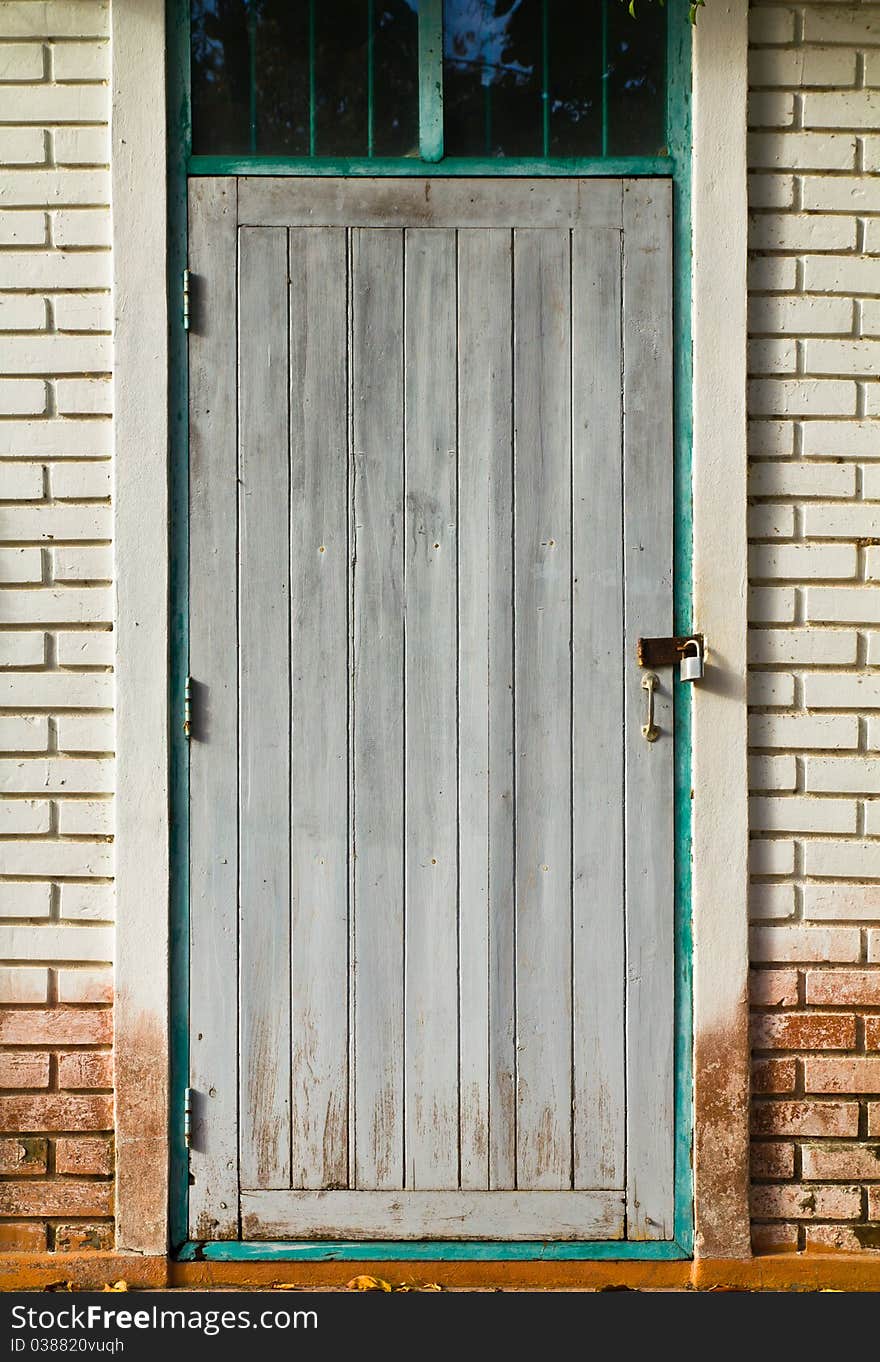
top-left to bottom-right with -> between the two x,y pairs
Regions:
191,0 -> 668,163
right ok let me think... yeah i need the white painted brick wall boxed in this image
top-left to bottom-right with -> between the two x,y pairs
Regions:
0,0 -> 112,1011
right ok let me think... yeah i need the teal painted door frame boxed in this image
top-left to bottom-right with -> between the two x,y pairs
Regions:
167,0 -> 694,1261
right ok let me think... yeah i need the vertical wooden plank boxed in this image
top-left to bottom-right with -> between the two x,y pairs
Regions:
289,228 -> 350,1190
188,179 -> 240,1239
238,226 -> 292,1190
513,227 -> 573,1191
403,228 -> 459,1188
457,228 -> 516,1191
351,228 -> 405,1190
623,180 -> 675,1238
571,226 -> 626,1190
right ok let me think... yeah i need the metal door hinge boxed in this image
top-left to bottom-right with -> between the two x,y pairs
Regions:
182,268 -> 191,331
184,675 -> 193,739
184,1086 -> 194,1149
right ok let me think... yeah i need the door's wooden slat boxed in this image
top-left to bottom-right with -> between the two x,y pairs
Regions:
623,181 -> 676,1240
238,226 -> 292,1190
187,179 -> 240,1240
403,228 -> 460,1188
289,228 -> 350,1190
513,227 -> 574,1191
351,228 -> 406,1191
457,228 -> 516,1191
571,226 -> 626,1190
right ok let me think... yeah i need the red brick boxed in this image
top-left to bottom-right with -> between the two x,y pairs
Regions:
752,1100 -> 859,1137
802,1144 -> 880,1180
0,1222 -> 47,1251
867,1187 -> 880,1220
866,1017 -> 880,1051
751,1183 -> 861,1220
805,1058 -> 880,1093
0,1009 -> 111,1046
752,1057 -> 797,1094
54,1222 -> 114,1252
805,1224 -> 874,1253
0,1051 -> 49,1089
0,1094 -> 112,1133
806,970 -> 880,1007
869,1103 -> 880,1137
751,1012 -> 856,1051
750,969 -> 800,1008
0,1180 -> 112,1217
54,1136 -> 112,1176
57,1051 -> 112,1091
0,1137 -> 46,1175
752,1222 -> 799,1255
751,1142 -> 795,1179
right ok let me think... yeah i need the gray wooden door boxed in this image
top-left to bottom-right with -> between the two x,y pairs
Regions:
187,177 -> 675,1244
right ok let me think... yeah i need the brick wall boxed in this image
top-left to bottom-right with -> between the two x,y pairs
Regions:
0,0 -> 114,1253
748,0 -> 880,1253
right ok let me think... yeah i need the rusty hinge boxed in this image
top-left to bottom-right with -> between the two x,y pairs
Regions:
183,674 -> 193,739
184,1086 -> 194,1150
182,268 -> 191,331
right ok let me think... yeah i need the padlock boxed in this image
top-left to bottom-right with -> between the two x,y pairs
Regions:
679,638 -> 703,683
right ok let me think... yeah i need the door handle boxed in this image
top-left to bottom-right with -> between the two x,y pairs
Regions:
641,671 -> 660,743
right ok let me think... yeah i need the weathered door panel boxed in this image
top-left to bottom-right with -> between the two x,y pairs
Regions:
188,178 -> 675,1243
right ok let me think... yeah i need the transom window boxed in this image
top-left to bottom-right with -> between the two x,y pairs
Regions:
191,0 -> 669,162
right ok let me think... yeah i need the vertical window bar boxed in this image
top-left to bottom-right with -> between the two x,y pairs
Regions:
601,0 -> 609,157
247,2 -> 258,154
308,0 -> 316,157
367,0 -> 375,157
419,0 -> 444,163
541,0 -> 549,157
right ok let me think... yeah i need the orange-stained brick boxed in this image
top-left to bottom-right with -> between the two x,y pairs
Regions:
866,1017 -> 880,1051
54,1135 -> 112,1176
802,1144 -> 880,1180
806,969 -> 880,1007
54,1222 -> 114,1252
0,1136 -> 46,1175
867,1187 -> 880,1220
751,1141 -> 795,1179
752,1222 -> 799,1255
0,1180 -> 112,1218
0,1051 -> 49,1089
752,1057 -> 797,1094
750,969 -> 800,1008
751,1012 -> 856,1051
0,1094 -> 112,1133
0,1222 -> 47,1251
804,1224 -> 874,1253
805,1058 -> 880,1094
57,1052 -> 113,1091
751,1099 -> 859,1137
869,1103 -> 880,1137
751,1183 -> 862,1220
0,1009 -> 111,1047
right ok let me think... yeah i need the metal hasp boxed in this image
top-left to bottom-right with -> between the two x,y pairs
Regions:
183,674 -> 193,739
641,671 -> 660,743
637,633 -> 705,669
184,1087 -> 194,1150
182,268 -> 191,331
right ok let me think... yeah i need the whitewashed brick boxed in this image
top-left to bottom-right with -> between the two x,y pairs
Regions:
0,671 -> 111,708
803,90 -> 880,128
0,924 -> 112,962
802,7 -> 880,46
52,125 -> 108,166
749,91 -> 796,127
749,379 -> 857,418
0,379 -> 46,415
0,83 -> 105,123
749,461 -> 856,498
863,300 -> 880,340
804,884 -> 880,920
0,420 -> 110,459
862,802 -> 880,837
804,503 -> 880,537
0,168 -> 108,209
804,339 -> 880,377
0,333 -> 110,374
750,795 -> 857,834
802,422 -> 880,460
750,839 -> 796,876
808,587 -> 880,624
50,461 -> 110,500
748,131 -> 856,172
868,631 -> 880,665
59,883 -> 112,922
863,387 -> 880,420
54,377 -> 111,416
750,925 -> 861,964
56,630 -> 112,667
749,296 -> 853,337
866,548 -> 880,583
749,713 -> 859,749
749,754 -> 798,791
51,207 -> 110,248
0,588 -> 110,624
750,543 -> 858,579
0,249 -> 110,290
0,882 -> 50,919
0,4 -> 110,40
749,339 -> 797,376
0,634 -> 46,668
749,256 -> 798,293
749,586 -> 797,622
0,294 -> 46,330
750,883 -> 797,921
0,504 -> 110,540
0,128 -> 46,166
803,176 -> 880,214
0,798 -> 49,833
805,840 -> 880,880
0,716 -> 48,752
52,292 -> 110,332
0,839 -> 111,877
805,673 -> 880,709
0,464 -> 42,499
749,672 -> 796,707
749,213 -> 857,253
57,797 -> 111,835
0,547 -> 41,582
748,502 -> 796,538
0,40 -> 44,79
57,966 -> 111,1002
749,7 -> 796,44
51,545 -> 112,582
0,967 -> 48,1004
50,38 -> 108,81
806,757 -> 880,795
0,210 -> 45,246
0,757 -> 112,795
748,174 -> 795,210
749,627 -> 858,666
802,256 -> 880,297
57,712 -> 113,753
864,138 -> 880,174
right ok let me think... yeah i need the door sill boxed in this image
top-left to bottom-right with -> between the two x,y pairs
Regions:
178,1240 -> 690,1262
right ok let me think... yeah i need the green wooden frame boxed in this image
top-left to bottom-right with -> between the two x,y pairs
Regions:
168,0 -> 694,1262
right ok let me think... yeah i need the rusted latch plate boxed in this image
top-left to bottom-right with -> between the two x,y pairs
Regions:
637,634 -> 705,668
